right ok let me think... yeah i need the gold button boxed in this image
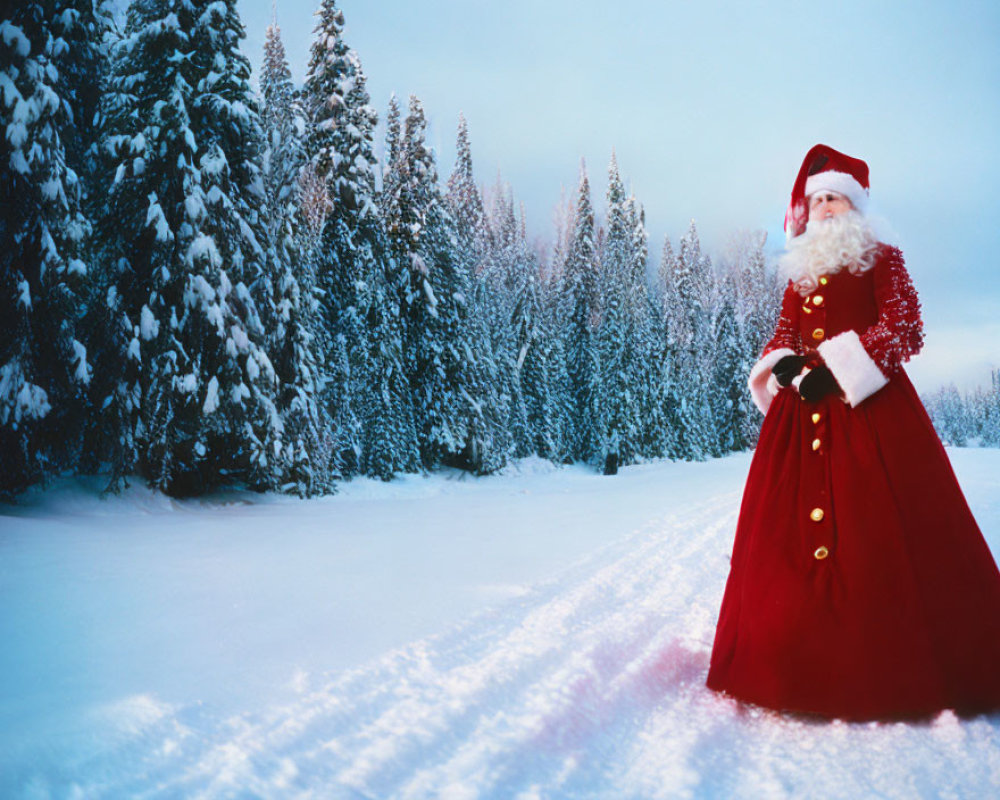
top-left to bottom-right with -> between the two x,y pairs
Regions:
811,412 -> 821,424
812,438 -> 821,451
812,295 -> 824,307
812,327 -> 825,340
814,546 -> 830,560
802,304 -> 813,314
819,276 -> 828,285
810,507 -> 825,522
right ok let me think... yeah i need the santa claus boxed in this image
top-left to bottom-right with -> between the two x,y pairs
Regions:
705,144 -> 1000,720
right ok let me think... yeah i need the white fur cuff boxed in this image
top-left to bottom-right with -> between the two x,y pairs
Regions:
817,330 -> 888,407
748,347 -> 796,416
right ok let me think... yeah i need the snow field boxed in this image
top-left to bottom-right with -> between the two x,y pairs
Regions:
2,450 -> 1000,798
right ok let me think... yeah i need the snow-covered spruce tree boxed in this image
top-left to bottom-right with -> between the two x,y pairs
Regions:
498,191 -> 574,467
650,236 -> 682,459
444,114 -> 511,473
359,229 -> 421,480
728,229 -> 774,449
80,8 -> 140,490
548,185 -> 575,288
93,0 -> 283,496
624,192 -> 662,460
954,379 -> 998,447
596,153 -> 637,473
531,251 -> 573,464
658,232 -> 691,459
0,1 -> 99,495
929,384 -> 973,447
709,297 -> 744,453
356,92 -> 420,481
382,95 -> 472,469
484,182 -> 531,458
445,113 -> 485,246
520,264 -> 568,463
664,220 -> 716,460
557,160 -> 601,463
188,0 -> 286,490
48,0 -> 115,226
260,15 -> 332,496
71,4 -> 131,480
510,202 -> 556,460
304,0 -> 398,478
380,93 -> 402,217
985,370 -> 1000,448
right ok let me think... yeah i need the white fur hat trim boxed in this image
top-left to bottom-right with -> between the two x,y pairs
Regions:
804,171 -> 869,213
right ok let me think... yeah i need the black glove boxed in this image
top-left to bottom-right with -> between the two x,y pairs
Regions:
798,365 -> 842,403
772,354 -> 807,387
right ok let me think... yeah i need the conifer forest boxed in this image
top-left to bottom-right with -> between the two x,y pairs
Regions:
2,0 -> 994,499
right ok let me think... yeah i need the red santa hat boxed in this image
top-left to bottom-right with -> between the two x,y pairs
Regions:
784,144 -> 870,241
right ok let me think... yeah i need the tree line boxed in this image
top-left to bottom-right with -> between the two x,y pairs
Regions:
922,372 -> 1000,448
1,0 -> 783,499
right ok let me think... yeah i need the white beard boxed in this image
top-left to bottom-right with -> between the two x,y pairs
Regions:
778,210 -> 879,297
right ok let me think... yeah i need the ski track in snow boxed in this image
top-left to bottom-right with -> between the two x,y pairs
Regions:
12,488 -> 1000,799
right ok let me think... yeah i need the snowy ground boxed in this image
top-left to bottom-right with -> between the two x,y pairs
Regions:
2,449 -> 1000,799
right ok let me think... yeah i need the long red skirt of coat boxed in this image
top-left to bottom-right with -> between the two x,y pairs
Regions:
706,369 -> 1000,721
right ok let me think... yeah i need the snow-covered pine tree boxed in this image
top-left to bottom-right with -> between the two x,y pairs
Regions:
486,181 -> 531,458
927,384 -> 970,447
960,381 -> 994,447
444,114 -> 510,473
445,113 -> 485,248
346,92 -> 421,481
359,230 -> 421,480
650,236 -> 682,459
261,14 -> 304,202
304,0 -> 394,478
381,95 -> 472,469
93,0 -> 283,496
532,251 -> 573,464
1,1 -> 97,494
57,0 -> 114,215
729,229 -> 773,449
188,0 -> 285,491
521,274 -> 568,463
260,14 -> 331,496
548,185 -> 574,288
71,3 -> 128,480
596,153 -> 636,473
512,209 -> 558,462
709,296 -> 744,453
623,191 -> 661,460
983,370 -> 1000,448
672,221 -> 702,344
346,89 -> 422,480
380,93 -> 402,217
669,220 -> 716,460
557,160 -> 601,463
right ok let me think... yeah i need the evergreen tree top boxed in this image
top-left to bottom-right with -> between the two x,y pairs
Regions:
262,20 -> 294,105
570,162 -> 596,263
445,112 -> 485,245
383,92 -> 401,174
558,160 -> 599,322
603,151 -> 629,264
304,0 -> 378,215
400,95 -> 441,195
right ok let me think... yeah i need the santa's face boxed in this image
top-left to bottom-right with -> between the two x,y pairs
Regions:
808,190 -> 852,222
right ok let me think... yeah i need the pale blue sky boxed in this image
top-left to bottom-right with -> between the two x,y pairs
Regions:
238,0 -> 999,392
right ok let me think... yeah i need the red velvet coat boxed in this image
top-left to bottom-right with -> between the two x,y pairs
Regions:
706,244 -> 1000,720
